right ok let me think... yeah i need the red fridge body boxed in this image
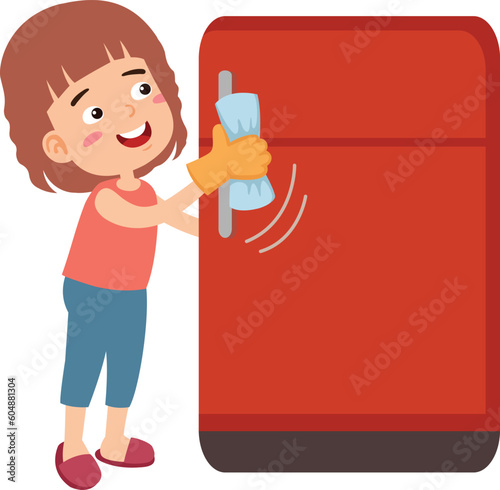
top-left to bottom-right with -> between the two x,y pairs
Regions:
199,17 -> 500,471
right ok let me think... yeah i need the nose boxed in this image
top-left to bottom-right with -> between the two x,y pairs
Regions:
125,104 -> 136,118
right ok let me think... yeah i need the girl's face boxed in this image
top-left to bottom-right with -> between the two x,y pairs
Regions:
43,56 -> 174,176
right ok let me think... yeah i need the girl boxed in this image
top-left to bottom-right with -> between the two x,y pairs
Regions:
0,1 -> 270,488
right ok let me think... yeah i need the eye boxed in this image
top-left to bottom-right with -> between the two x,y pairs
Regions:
131,82 -> 152,100
82,106 -> 103,125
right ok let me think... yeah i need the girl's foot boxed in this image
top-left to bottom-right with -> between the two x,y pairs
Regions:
96,437 -> 154,467
99,436 -> 130,462
63,440 -> 90,462
56,443 -> 101,490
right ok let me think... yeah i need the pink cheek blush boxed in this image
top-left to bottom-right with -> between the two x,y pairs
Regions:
153,94 -> 166,104
83,131 -> 103,147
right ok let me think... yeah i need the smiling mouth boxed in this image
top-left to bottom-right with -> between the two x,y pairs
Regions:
116,121 -> 152,148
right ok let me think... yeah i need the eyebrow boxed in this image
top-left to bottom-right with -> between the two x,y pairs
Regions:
122,68 -> 146,77
71,88 -> 89,107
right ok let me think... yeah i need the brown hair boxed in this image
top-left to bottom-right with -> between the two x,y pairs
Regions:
0,0 -> 187,192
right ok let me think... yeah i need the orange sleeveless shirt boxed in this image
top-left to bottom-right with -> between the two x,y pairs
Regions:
63,178 -> 158,290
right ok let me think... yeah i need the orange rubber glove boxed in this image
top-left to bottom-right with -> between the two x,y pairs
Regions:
187,124 -> 271,195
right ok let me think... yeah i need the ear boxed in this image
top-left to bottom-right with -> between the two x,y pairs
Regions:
42,131 -> 71,163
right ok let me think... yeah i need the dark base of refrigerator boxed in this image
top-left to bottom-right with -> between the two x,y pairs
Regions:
199,431 -> 499,472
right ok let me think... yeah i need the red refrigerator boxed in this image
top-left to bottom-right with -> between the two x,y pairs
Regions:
198,17 -> 500,471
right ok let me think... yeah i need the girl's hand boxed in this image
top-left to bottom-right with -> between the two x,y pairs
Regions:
187,124 -> 272,195
212,124 -> 271,180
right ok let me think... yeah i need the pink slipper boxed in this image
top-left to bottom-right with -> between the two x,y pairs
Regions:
55,443 -> 101,489
95,438 -> 155,468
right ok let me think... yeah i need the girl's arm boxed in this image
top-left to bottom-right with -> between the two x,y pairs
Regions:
95,188 -> 171,228
95,182 -> 202,235
156,182 -> 202,237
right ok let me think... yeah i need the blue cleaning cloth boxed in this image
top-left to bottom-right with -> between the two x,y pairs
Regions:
215,93 -> 275,211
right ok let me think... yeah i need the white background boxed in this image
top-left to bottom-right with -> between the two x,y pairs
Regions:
1,0 -> 500,489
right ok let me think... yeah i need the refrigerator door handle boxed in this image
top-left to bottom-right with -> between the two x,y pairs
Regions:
217,70 -> 236,238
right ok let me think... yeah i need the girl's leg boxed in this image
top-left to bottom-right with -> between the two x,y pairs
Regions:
100,407 -> 130,462
60,279 -> 106,460
100,288 -> 148,462
63,405 -> 89,461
